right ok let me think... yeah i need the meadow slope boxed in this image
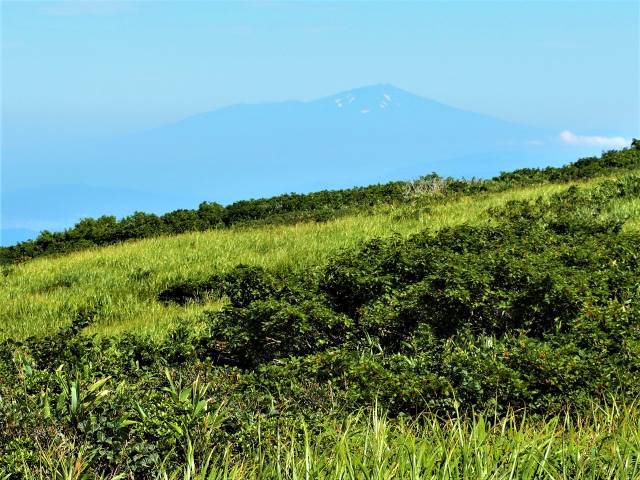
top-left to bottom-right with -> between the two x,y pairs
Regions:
2,176 -> 638,340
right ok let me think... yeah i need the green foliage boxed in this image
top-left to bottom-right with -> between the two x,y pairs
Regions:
493,147 -> 640,185
148,176 -> 640,417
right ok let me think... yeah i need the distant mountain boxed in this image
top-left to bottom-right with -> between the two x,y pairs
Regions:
2,84 -> 607,239
93,84 -> 558,197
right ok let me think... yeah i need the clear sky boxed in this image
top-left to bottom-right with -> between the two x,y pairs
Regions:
2,0 -> 639,147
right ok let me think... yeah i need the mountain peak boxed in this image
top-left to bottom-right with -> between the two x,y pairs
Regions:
319,84 -> 416,114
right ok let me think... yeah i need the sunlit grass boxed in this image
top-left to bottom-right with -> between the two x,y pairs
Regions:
609,196 -> 640,232
28,399 -> 640,479
1,176 -> 636,340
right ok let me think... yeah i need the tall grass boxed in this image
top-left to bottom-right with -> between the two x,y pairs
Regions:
1,176 -> 637,340
24,400 -> 640,479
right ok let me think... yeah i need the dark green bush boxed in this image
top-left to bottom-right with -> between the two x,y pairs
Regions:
192,175 -> 640,412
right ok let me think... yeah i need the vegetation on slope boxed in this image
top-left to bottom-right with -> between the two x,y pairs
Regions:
1,178 -> 633,340
2,146 -> 639,265
1,157 -> 639,476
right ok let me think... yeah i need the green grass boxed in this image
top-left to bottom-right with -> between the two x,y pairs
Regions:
25,399 -> 640,479
1,176 -> 638,341
609,195 -> 640,231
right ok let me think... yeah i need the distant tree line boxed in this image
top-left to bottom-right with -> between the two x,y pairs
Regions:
1,145 -> 638,265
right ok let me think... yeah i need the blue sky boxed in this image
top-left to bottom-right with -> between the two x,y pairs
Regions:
2,0 -> 638,147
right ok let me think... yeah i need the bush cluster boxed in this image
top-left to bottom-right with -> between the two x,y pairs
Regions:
194,176 -> 640,414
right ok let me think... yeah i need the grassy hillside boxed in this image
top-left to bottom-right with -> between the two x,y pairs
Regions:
1,148 -> 640,478
2,176 -> 638,341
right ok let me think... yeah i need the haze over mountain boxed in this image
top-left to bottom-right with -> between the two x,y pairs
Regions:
1,85 -> 628,245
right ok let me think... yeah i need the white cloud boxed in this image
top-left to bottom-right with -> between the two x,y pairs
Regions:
559,130 -> 629,148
